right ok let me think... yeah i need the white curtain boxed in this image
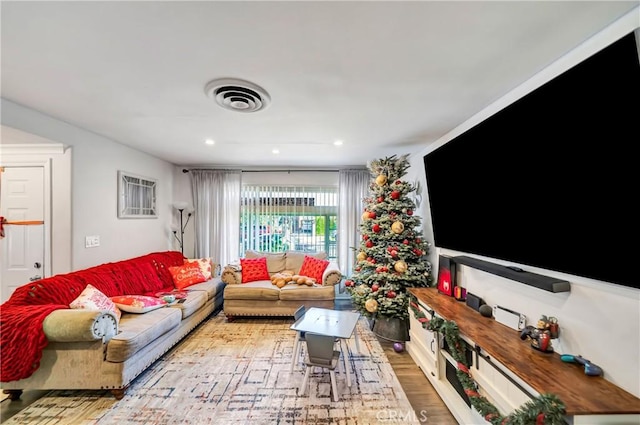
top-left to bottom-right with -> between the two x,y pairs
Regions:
337,169 -> 371,281
190,170 -> 242,267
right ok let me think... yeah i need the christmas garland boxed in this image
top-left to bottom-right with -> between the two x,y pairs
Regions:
409,296 -> 566,425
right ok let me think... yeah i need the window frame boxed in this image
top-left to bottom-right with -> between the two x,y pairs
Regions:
117,170 -> 158,219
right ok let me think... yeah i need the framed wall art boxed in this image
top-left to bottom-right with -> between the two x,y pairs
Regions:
117,170 -> 157,219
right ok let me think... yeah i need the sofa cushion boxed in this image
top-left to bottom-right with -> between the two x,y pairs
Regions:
167,290 -> 207,319
279,284 -> 334,301
185,278 -> 225,301
285,251 -> 327,273
224,280 -> 280,300
298,255 -> 330,283
240,257 -> 270,283
245,250 -> 286,274
169,262 -> 207,290
106,307 -> 181,362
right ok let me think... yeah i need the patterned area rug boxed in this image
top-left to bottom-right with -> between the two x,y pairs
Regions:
4,312 -> 419,424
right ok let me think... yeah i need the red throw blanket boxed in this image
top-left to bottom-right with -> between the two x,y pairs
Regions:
0,251 -> 184,382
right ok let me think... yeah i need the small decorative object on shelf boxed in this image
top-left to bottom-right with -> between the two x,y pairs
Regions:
520,315 -> 555,353
437,255 -> 456,296
392,342 -> 404,353
561,354 -> 603,377
548,316 -> 560,338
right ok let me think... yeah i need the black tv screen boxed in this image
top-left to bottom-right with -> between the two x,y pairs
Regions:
424,31 -> 640,289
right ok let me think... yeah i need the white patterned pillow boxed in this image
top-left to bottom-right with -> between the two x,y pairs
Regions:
184,257 -> 215,280
70,284 -> 121,322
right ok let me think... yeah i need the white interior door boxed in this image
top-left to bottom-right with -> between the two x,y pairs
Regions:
0,166 -> 45,303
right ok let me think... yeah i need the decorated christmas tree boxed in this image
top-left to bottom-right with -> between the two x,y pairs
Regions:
345,154 -> 433,335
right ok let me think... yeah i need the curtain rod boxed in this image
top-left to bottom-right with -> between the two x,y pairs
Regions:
182,168 -> 364,173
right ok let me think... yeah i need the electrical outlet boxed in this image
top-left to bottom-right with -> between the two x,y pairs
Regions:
85,235 -> 100,248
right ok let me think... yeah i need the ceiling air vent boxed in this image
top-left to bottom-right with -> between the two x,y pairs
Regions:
204,78 -> 271,113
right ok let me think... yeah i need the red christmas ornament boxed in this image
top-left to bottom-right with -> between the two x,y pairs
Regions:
390,190 -> 400,199
363,234 -> 369,240
345,280 -> 354,287
366,240 -> 374,248
368,211 -> 376,219
536,413 -> 545,425
371,284 -> 380,292
403,239 -> 409,245
395,180 -> 402,184
377,196 -> 384,203
407,209 -> 413,216
390,249 -> 398,258
386,290 -> 397,298
372,223 -> 381,233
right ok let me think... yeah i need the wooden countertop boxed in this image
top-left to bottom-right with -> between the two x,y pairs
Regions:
409,287 -> 640,416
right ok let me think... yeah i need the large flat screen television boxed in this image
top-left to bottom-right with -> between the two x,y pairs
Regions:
423,30 -> 640,290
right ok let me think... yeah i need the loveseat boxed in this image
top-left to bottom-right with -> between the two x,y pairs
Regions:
0,251 -> 225,400
221,250 -> 342,319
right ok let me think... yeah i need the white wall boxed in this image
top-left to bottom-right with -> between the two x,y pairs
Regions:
409,11 -> 640,397
1,99 -> 176,270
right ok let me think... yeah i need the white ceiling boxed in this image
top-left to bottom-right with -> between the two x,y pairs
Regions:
1,1 -> 638,168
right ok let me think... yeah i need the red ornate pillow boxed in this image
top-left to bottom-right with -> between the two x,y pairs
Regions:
169,262 -> 207,290
111,295 -> 167,314
70,284 -> 121,322
240,257 -> 270,283
298,255 -> 330,284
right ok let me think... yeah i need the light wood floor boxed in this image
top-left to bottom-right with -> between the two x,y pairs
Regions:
2,301 -> 458,424
335,298 -> 458,425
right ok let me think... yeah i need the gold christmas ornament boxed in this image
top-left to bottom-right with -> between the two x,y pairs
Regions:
394,260 -> 408,273
355,284 -> 369,296
356,251 -> 366,262
375,174 -> 388,186
362,211 -> 370,221
365,298 -> 379,313
391,221 -> 405,234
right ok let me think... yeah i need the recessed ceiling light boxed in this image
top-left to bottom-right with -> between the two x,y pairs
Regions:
272,149 -> 280,154
334,140 -> 343,146
205,139 -> 215,145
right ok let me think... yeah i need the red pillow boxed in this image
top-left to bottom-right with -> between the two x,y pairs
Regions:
298,255 -> 330,284
240,257 -> 270,283
168,262 -> 207,290
111,295 -> 167,314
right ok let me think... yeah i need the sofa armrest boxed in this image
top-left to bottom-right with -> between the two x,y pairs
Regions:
221,265 -> 242,285
323,262 -> 342,286
42,309 -> 118,342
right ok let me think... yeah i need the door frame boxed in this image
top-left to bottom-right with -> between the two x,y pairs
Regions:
1,142 -> 67,280
1,157 -> 53,279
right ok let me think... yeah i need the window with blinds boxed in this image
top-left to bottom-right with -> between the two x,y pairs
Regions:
240,185 -> 338,259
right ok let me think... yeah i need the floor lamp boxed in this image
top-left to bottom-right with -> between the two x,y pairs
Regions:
172,203 -> 192,255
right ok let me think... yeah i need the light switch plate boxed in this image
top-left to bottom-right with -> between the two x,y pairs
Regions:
85,235 -> 100,248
